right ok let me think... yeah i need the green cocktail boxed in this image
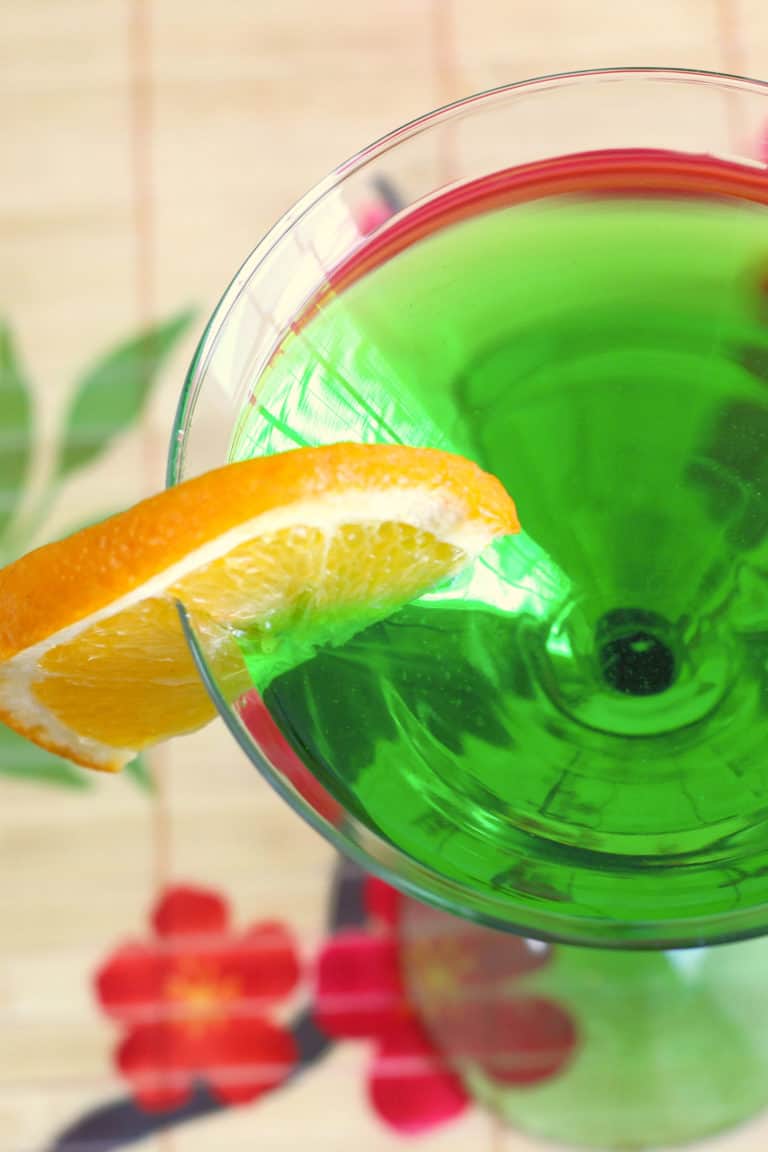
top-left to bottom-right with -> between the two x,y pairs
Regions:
171,71 -> 768,1149
228,153 -> 768,944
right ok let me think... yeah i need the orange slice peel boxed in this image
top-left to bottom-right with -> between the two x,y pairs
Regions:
0,443 -> 519,772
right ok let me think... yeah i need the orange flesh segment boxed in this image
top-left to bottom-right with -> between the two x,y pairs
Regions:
0,444 -> 519,771
34,523 -> 463,749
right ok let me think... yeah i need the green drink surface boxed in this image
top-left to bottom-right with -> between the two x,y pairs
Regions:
229,184 -> 768,943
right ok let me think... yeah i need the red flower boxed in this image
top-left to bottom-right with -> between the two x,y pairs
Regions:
313,879 -> 576,1134
356,201 -> 395,236
95,885 -> 300,1112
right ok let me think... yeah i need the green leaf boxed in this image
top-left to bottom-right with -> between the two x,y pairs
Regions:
0,722 -> 92,789
125,754 -> 154,792
0,724 -> 155,793
56,308 -> 196,480
0,321 -> 33,537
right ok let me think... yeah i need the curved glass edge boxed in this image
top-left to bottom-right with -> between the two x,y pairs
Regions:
170,67 -> 768,949
167,65 -> 768,490
176,602 -> 768,951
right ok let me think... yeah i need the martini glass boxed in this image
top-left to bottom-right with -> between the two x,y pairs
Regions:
170,70 -> 768,1146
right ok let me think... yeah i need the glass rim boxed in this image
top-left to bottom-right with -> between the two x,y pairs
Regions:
169,65 -> 768,949
168,65 -> 768,488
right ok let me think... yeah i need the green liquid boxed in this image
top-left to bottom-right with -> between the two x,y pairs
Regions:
231,189 -> 768,942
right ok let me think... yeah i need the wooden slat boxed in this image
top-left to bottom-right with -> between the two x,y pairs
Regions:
454,0 -> 723,92
3,1 -> 768,1149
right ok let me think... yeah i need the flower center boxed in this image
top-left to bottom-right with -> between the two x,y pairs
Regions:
405,936 -> 472,1013
165,961 -> 241,1034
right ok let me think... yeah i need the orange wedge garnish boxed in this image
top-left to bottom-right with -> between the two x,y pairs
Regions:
0,443 -> 518,772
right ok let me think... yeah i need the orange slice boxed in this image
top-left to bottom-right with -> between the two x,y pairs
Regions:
0,443 -> 519,772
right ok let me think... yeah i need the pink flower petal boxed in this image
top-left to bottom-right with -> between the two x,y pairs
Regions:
406,899 -> 552,984
152,885 -> 229,939
357,203 -> 394,236
314,931 -> 406,1039
369,1019 -> 467,1133
364,877 -> 401,928
95,941 -> 170,1024
206,1016 -> 297,1105
116,1022 -> 193,1112
454,996 -> 578,1086
230,921 -> 301,1003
